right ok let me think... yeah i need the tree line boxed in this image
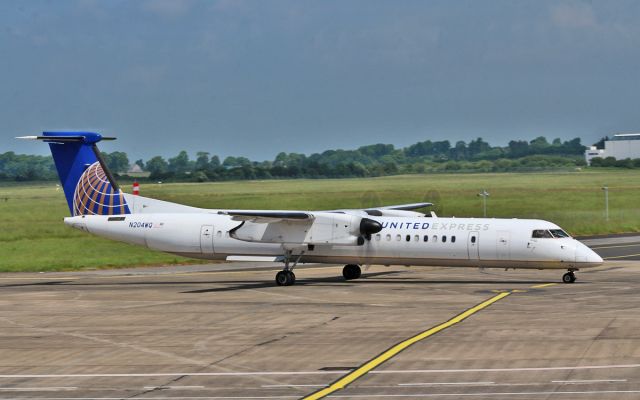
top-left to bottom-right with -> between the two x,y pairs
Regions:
0,136 -> 616,182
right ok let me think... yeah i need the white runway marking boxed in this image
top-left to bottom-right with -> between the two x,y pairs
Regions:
0,397 -> 299,400
0,372 -> 345,378
0,386 -> 77,391
143,386 -> 206,390
0,363 -> 639,378
2,392 -> 640,399
372,363 -> 640,374
398,382 -> 495,386
552,379 -> 628,384
328,391 -> 640,397
262,384 -> 327,388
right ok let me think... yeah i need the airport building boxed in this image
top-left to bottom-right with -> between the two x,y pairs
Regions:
585,133 -> 640,165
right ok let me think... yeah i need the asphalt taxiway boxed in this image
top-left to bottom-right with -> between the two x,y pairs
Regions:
0,236 -> 638,399
582,235 -> 640,261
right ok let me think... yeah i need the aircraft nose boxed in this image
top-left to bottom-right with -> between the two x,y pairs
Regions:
588,249 -> 604,264
575,241 -> 603,265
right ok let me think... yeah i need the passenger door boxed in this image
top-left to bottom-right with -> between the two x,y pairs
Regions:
468,231 -> 479,261
496,230 -> 510,260
200,225 -> 215,254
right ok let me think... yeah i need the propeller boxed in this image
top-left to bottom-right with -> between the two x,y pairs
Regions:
423,190 -> 443,215
356,191 -> 383,244
360,190 -> 382,209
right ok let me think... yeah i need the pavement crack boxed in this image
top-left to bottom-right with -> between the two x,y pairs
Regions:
125,374 -> 188,399
0,316 -> 208,366
210,315 -> 340,365
558,317 -> 617,387
167,315 -> 344,395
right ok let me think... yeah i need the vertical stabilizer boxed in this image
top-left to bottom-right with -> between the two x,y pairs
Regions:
20,132 -> 130,216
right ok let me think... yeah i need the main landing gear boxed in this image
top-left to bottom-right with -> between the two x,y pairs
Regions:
275,250 -> 303,286
562,269 -> 577,284
275,270 -> 296,286
343,264 -> 362,280
274,252 -> 363,286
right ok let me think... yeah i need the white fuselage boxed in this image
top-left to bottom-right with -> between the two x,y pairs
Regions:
64,211 -> 603,270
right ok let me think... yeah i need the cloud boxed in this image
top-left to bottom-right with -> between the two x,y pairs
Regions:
550,2 -> 597,29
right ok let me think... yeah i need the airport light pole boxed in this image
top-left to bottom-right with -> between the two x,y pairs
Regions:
602,185 -> 609,221
478,190 -> 489,218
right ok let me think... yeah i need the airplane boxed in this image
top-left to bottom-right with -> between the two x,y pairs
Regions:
19,132 -> 603,285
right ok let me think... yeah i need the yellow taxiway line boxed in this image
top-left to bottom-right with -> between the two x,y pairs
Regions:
604,253 -> 640,260
531,283 -> 557,289
301,291 -> 512,400
591,243 -> 640,250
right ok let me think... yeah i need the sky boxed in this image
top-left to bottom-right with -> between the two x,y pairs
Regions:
1,0 -> 640,160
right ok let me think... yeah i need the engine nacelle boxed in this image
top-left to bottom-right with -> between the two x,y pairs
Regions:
360,217 -> 383,235
231,212 -> 382,246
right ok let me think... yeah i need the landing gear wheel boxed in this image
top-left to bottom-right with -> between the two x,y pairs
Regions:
276,270 -> 296,286
343,264 -> 362,280
275,271 -> 288,286
562,271 -> 576,284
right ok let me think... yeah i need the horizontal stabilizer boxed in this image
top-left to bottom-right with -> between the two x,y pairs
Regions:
16,133 -> 116,143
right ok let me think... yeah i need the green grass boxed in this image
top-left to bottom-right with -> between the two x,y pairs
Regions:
1,169 -> 639,272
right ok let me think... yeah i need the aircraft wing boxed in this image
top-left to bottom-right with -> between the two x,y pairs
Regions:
218,210 -> 312,223
370,202 -> 432,211
219,203 -> 431,222
332,202 -> 432,217
221,210 -> 381,246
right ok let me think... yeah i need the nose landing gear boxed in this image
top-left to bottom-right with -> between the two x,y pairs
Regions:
562,270 -> 577,284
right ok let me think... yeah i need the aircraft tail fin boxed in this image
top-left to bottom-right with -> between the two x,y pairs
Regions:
17,132 -> 130,216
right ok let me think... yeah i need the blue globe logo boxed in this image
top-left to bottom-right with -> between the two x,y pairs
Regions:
72,162 -> 129,216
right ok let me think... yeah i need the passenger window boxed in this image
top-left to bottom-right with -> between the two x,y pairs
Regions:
423,235 -> 429,242
386,234 -> 391,241
216,231 -> 222,238
375,234 -> 381,241
433,235 -> 438,242
414,235 -> 419,242
451,236 -> 456,243
396,234 -> 401,241
406,235 -> 411,242
442,235 -> 447,243
471,236 -> 476,243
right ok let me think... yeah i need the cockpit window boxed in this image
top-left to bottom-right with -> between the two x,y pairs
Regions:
532,229 -> 553,238
550,229 -> 570,238
532,229 -> 570,239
